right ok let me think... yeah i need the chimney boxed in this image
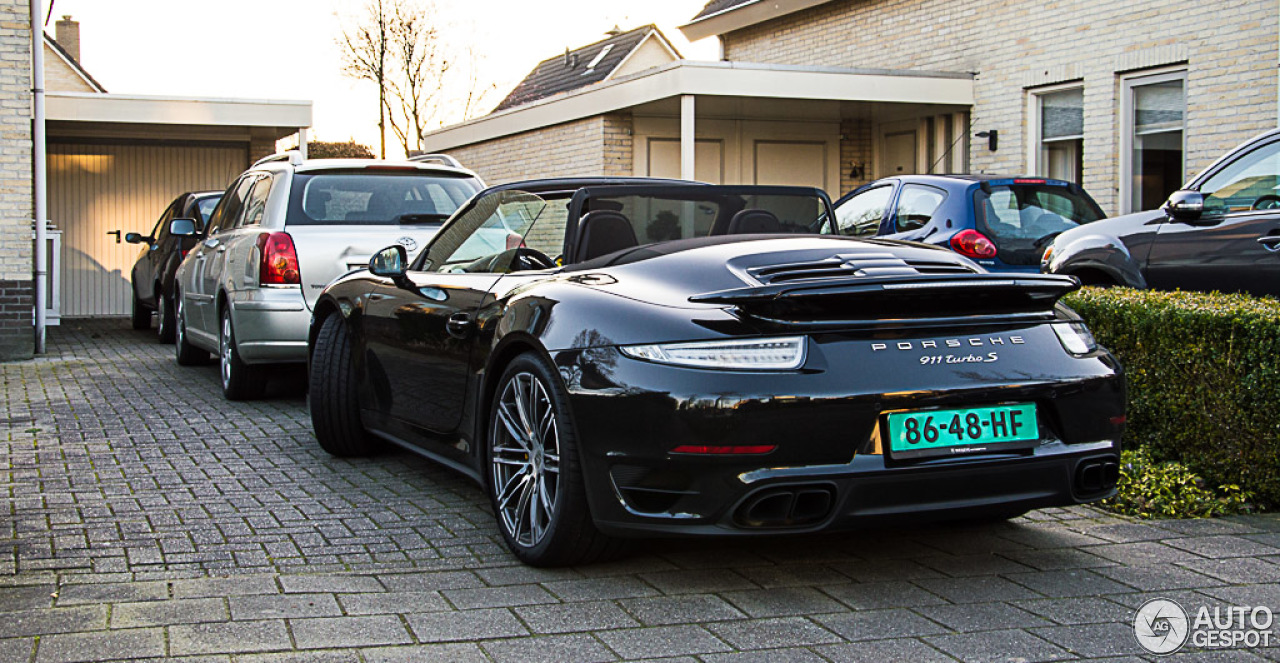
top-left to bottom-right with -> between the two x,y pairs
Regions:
55,15 -> 80,63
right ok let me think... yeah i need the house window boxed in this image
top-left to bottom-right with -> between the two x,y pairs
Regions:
1122,69 -> 1186,213
1032,86 -> 1083,184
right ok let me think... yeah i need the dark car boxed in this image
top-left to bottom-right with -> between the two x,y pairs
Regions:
127,191 -> 221,342
306,178 -> 1125,566
833,175 -> 1105,273
1044,130 -> 1280,296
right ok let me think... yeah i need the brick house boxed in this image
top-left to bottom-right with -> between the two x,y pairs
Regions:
425,0 -> 1276,220
0,5 -> 310,359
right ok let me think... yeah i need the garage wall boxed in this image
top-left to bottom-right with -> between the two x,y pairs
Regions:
49,142 -> 246,317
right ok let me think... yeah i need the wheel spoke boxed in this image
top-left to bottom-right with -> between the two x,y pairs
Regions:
542,452 -> 560,475
495,468 -> 530,512
512,477 -> 535,541
496,402 -> 531,451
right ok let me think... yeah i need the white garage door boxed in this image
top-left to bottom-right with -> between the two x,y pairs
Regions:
754,141 -> 828,189
49,142 -> 246,317
647,138 -> 724,183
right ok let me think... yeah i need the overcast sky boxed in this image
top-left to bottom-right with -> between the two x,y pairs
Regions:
46,0 -> 719,156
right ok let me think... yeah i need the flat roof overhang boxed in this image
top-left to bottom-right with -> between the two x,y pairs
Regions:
45,91 -> 312,142
680,0 -> 833,42
420,60 -> 973,152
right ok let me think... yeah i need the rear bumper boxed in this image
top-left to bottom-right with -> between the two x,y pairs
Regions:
230,288 -> 309,363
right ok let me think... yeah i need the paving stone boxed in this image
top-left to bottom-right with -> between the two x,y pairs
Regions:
917,553 -> 1036,577
34,628 -> 165,663
0,637 -> 34,663
55,581 -> 168,606
1163,535 -> 1280,559
918,601 -> 1053,632
291,615 -> 414,649
734,564 -> 853,588
700,648 -> 829,662
926,628 -> 1074,662
596,624 -> 731,659
1077,523 -> 1176,543
0,606 -> 108,639
1087,541 -> 1204,566
1032,622 -> 1140,658
514,600 -> 639,634
229,593 -> 342,619
236,652 -> 361,663
1005,569 -> 1133,597
828,559 -> 945,582
1177,557 -> 1280,584
618,594 -> 747,626
0,585 -> 56,613
361,643 -> 489,663
406,608 -> 528,642
339,591 -> 450,615
817,638 -> 956,663
1093,564 -> 1225,592
171,576 -> 279,598
474,566 -> 584,586
378,571 -> 484,592
170,620 -> 292,656
637,569 -> 758,595
999,547 -> 1117,571
540,576 -> 660,601
913,576 -> 1041,603
278,575 -> 384,594
1013,597 -> 1134,625
823,581 -> 948,609
720,587 -> 846,618
814,608 -> 948,641
442,583 -> 558,609
705,616 -> 843,649
111,597 -> 228,627
481,633 -> 617,663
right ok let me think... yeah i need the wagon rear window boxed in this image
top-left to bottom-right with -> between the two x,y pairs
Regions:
287,172 -> 480,226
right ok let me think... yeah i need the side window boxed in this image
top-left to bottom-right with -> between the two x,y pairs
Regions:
150,199 -> 180,240
1199,141 -> 1280,215
834,185 -> 894,236
206,176 -> 255,235
238,175 -> 274,228
893,184 -> 947,232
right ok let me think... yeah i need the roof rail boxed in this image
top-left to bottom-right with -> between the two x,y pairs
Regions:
252,151 -> 304,168
408,153 -> 463,168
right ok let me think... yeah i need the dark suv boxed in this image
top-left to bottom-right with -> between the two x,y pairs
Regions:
127,191 -> 222,342
833,175 -> 1105,272
1044,129 -> 1280,297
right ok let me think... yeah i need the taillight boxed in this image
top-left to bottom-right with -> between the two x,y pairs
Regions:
256,232 -> 301,285
950,229 -> 998,259
180,249 -> 189,259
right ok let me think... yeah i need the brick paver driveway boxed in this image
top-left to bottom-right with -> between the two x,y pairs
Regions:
2,319 -> 1278,662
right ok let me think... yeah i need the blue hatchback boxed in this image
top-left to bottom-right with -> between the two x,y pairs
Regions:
832,175 -> 1106,273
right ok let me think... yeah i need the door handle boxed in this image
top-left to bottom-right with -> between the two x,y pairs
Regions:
1259,235 -> 1280,250
445,312 -> 472,339
107,230 -> 121,244
216,245 -> 227,253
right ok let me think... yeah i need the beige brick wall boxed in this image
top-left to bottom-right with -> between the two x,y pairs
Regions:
448,116 -> 613,186
43,42 -> 95,93
722,0 -> 1278,214
0,0 -> 33,358
840,118 -> 873,194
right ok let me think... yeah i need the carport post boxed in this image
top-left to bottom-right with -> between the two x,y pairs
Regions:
31,0 -> 47,354
298,127 -> 308,160
680,94 -> 695,180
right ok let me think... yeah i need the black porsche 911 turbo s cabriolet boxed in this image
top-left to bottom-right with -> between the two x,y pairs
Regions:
306,177 -> 1125,566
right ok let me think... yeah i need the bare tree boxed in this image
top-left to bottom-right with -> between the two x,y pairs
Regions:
340,0 -> 497,155
339,0 -> 391,158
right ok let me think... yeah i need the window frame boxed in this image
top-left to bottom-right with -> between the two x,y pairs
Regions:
1119,67 -> 1187,214
1027,81 -> 1085,184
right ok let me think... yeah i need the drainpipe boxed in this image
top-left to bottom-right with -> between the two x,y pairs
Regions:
31,0 -> 47,354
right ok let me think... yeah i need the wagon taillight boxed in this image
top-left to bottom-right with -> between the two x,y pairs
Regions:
256,232 -> 301,285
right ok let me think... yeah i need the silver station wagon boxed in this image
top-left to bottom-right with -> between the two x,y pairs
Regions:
171,152 -> 483,399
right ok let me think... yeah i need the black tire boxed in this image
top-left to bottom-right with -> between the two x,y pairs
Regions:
487,352 -> 619,567
174,289 -> 208,366
219,308 -> 266,401
131,288 -> 151,330
309,314 -> 379,457
156,286 -> 176,344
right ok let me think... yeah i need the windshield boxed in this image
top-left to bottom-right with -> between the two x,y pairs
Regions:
580,189 -> 829,242
287,171 -> 480,226
973,182 -> 1104,265
424,190 -> 565,272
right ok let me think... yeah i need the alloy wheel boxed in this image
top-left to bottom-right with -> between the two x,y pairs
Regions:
175,295 -> 185,346
491,371 -> 561,548
220,314 -> 233,389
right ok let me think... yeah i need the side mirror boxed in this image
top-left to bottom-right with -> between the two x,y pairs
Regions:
170,218 -> 200,237
1163,190 -> 1204,222
370,245 -> 408,278
124,232 -> 147,244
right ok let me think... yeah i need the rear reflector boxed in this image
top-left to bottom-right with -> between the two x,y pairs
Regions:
1110,415 -> 1127,426
670,445 -> 776,455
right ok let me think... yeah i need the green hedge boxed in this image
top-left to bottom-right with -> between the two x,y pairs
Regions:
1063,288 -> 1280,508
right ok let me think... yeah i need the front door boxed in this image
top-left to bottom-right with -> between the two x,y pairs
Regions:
1146,139 -> 1280,296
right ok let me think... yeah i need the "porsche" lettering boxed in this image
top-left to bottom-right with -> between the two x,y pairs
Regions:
871,336 -> 1025,352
